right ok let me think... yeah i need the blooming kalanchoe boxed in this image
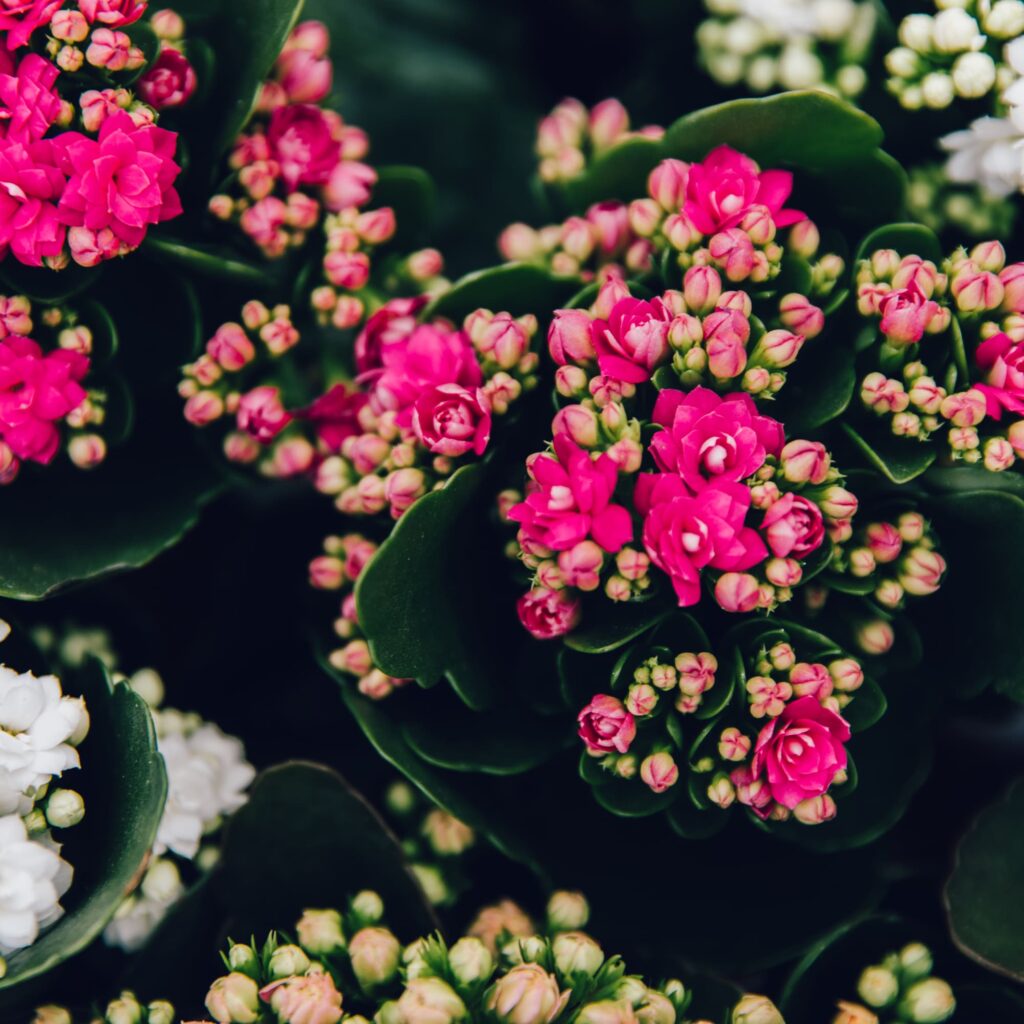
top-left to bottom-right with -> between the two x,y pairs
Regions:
854,238 -> 1024,473
696,0 -> 876,98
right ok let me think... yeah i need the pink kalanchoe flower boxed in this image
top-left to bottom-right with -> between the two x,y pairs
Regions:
0,140 -> 67,267
974,331 -> 1024,417
78,0 -> 146,26
80,88 -> 128,133
517,586 -> 581,639
354,296 -> 427,375
56,111 -> 182,254
760,492 -> 825,559
0,336 -> 88,463
0,53 -> 60,144
683,146 -> 805,235
137,47 -> 196,110
268,103 -> 341,192
509,434 -> 633,554
586,200 -> 631,257
323,159 -> 376,211
649,387 -> 783,494
236,385 -> 290,442
296,383 -> 368,452
548,308 -> 596,366
276,45 -> 333,103
749,696 -> 850,810
578,694 -> 636,754
0,0 -> 63,50
259,972 -> 343,1024
637,474 -> 768,606
412,383 -> 492,457
591,296 -> 672,383
878,283 -> 941,346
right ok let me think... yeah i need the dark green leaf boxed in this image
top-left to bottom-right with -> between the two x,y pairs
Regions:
143,235 -> 269,288
560,135 -> 664,211
666,798 -> 729,841
373,165 -> 437,248
774,338 -> 855,433
841,422 -> 938,484
852,222 -> 942,267
592,776 -> 678,818
423,264 -> 581,322
563,599 -> 672,655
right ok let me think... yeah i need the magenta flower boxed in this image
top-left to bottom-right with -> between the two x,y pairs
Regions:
591,296 -> 671,383
878,283 -> 941,346
749,696 -> 850,810
137,47 -> 197,110
0,140 -> 66,267
236,385 -> 290,442
577,694 -> 636,754
412,383 -> 491,457
649,387 -> 783,494
0,0 -> 63,50
760,492 -> 825,559
638,474 -> 768,606
517,586 -> 581,639
323,158 -> 376,211
974,331 -> 1024,418
56,111 -> 182,252
509,434 -> 633,554
0,53 -> 60,144
78,0 -> 146,26
0,336 -> 88,463
267,103 -> 341,192
354,296 -> 427,375
683,146 -> 804,235
295,383 -> 368,452
276,46 -> 332,104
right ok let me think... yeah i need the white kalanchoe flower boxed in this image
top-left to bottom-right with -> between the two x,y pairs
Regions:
941,113 -> 1024,197
102,856 -> 185,952
0,815 -> 73,953
154,714 -> 255,859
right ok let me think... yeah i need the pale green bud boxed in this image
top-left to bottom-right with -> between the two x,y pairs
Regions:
900,978 -> 955,1022
636,992 -> 675,1024
45,789 -> 85,829
350,927 -> 401,988
205,973 -> 260,1024
396,977 -> 467,1024
296,908 -> 346,955
552,931 -> 604,976
448,936 -> 493,985
146,1001 -> 175,1024
732,994 -> 784,1024
898,942 -> 933,981
227,944 -> 259,977
857,966 -> 899,1008
352,890 -> 385,922
106,993 -> 142,1024
576,1001 -> 637,1024
546,891 -> 589,931
268,943 -> 311,979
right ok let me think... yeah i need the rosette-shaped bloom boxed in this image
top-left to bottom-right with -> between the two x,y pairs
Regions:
760,493 -> 825,559
0,140 -> 66,267
878,283 -> 941,346
355,296 -> 428,375
577,695 -> 636,754
56,112 -> 183,253
748,696 -> 850,811
683,146 -> 805,234
137,47 -> 197,110
0,53 -> 60,144
509,435 -> 632,554
297,383 -> 369,452
974,331 -> 1024,417
590,296 -> 671,383
0,337 -> 88,463
0,0 -> 63,50
78,0 -> 146,26
412,384 -> 492,457
268,103 -> 342,191
638,475 -> 767,606
260,972 -> 344,1024
649,387 -> 783,493
516,587 -> 581,640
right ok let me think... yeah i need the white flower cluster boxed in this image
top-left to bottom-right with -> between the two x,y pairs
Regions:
696,0 -> 876,97
0,622 -> 90,956
103,669 -> 255,952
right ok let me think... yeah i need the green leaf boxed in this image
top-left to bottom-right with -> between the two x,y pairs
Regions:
373,165 -> 437,248
924,464 -> 1024,499
564,599 -> 672,655
0,261 -> 103,304
852,222 -> 942,267
423,263 -> 581,322
774,338 -> 855,433
666,798 -> 729,840
0,658 -> 166,996
560,135 -> 664,211
945,778 -> 1024,981
592,776 -> 678,818
143,235 -> 269,288
841,421 -> 938,484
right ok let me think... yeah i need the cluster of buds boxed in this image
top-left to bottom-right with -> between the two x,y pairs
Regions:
696,0 -> 875,98
828,510 -> 947,610
208,20 -> 376,259
384,780 -> 476,906
835,942 -> 955,1023
907,164 -> 1017,240
856,240 -> 1024,472
577,620 -> 866,829
885,1 -> 1024,110
0,294 -> 110,482
313,533 -> 410,701
31,995 -> 175,1024
0,4 -> 187,269
534,97 -> 663,185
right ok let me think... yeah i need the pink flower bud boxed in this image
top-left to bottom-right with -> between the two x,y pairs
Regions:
138,47 -> 197,109
718,727 -> 751,762
717,290 -> 752,315
548,309 -> 595,366
864,522 -> 902,563
52,9 -> 89,41
150,9 -> 185,39
558,540 -> 604,591
829,658 -> 864,693
577,694 -> 635,753
626,683 -> 658,717
310,555 -> 345,590
778,293 -> 825,338
647,158 -> 689,212
793,794 -> 837,825
892,256 -> 940,297
627,198 -> 661,238
999,262 -> 1024,312
640,752 -> 678,793
683,266 -> 722,314
385,467 -> 427,515
765,557 -> 802,587
587,202 -> 630,256
589,98 -> 629,151
856,619 -> 894,655
615,547 -> 649,581
555,365 -> 588,398
970,240 -> 1006,273
86,28 -> 132,70
788,220 -> 820,259
237,386 -> 290,441
790,662 -> 833,700
605,437 -> 642,473
407,248 -> 443,281
899,547 -> 946,596
224,431 -> 261,463
552,404 -> 599,447
184,391 -> 224,426
324,251 -> 370,290
779,439 -> 830,485
68,433 -> 106,469
878,285 -> 941,346
984,435 -> 1015,471
518,587 -> 581,639
714,572 -> 761,613
662,213 -> 693,251
940,388 -> 986,427
499,223 -> 541,261
478,312 -> 530,369
207,323 -> 255,371
819,486 -> 858,521
739,204 -> 776,246
1008,420 -> 1024,457
708,228 -> 755,282
952,264 -> 1004,312
751,328 -> 803,369
356,207 -> 396,245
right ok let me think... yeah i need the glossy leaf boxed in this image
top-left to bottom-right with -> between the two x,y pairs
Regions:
774,338 -> 856,434
423,263 -> 581,323
373,165 -> 437,247
852,222 -> 942,267
841,422 -> 938,484
1,659 -> 166,995
564,599 -> 672,655
560,135 -> 664,211
143,236 -> 269,288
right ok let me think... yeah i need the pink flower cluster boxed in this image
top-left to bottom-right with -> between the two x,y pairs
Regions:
576,630 -> 865,828
0,3 -> 186,268
0,292 -> 106,481
209,20 -> 375,260
182,297 -> 538,520
311,533 -> 410,700
856,240 -> 1024,473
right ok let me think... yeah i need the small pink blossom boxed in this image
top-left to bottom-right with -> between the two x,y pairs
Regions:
237,385 -> 290,442
548,308 -> 595,366
324,159 -> 376,210
647,158 -> 689,212
591,296 -> 671,383
78,0 -> 146,26
640,751 -> 678,793
137,47 -> 196,109
714,571 -> 761,613
760,492 -> 825,559
79,88 -> 128,133
207,322 -> 255,371
412,383 -> 491,457
577,694 -> 636,754
746,675 -> 793,718
789,662 -> 833,700
353,296 -> 426,374
517,586 -> 581,639
85,27 -> 133,70
296,384 -> 367,452
878,283 -> 941,346
277,46 -> 332,103
586,200 -> 631,256
975,331 -> 1024,418
259,972 -> 343,1024
0,53 -> 60,144
0,0 -> 63,50
268,103 -> 341,192
0,140 -> 66,267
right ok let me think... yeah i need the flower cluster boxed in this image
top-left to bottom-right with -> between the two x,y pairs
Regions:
0,292 -> 111,480
194,889 -> 771,1024
184,299 -> 538,516
696,0 -> 875,98
0,619 -> 89,960
855,239 -> 1024,471
834,942 -> 955,1023
907,164 -> 1017,240
312,533 -> 410,700
576,619 -> 869,828
208,20 -> 375,260
0,2 -> 186,268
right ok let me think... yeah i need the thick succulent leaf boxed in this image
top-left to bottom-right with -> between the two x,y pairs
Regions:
423,263 -> 581,322
143,236 -> 269,288
773,338 -> 855,433
373,165 -> 437,247
0,659 -> 166,997
560,135 -> 664,211
852,222 -> 943,267
945,778 -> 1024,982
564,599 -> 672,655
841,422 -> 938,484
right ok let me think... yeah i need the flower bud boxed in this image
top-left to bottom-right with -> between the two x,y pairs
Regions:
829,658 -> 864,692
590,98 -> 629,151
147,1002 -> 175,1024
636,992 -> 675,1024
683,266 -> 722,314
352,889 -> 385,922
449,937 -> 493,985
228,944 -> 259,976
857,966 -> 898,1008
832,1002 -> 878,1024
640,752 -> 678,793
778,293 -> 824,338
899,943 -> 934,981
780,439 -> 830,484
206,973 -> 260,1023
899,979 -> 955,1023
296,909 -> 345,955
45,788 -> 85,829
984,435 -> 1015,471
819,486 -> 858,521
486,963 -> 566,1024
423,808 -> 474,854
269,944 -> 311,980
856,619 -> 894,655
349,927 -> 401,988
793,793 -> 837,824
899,547 -> 946,596
547,890 -> 589,931
732,994 -> 784,1024
552,931 -> 604,976
575,1002 -> 637,1024
548,310 -> 595,365
647,159 -> 689,212
714,572 -> 760,613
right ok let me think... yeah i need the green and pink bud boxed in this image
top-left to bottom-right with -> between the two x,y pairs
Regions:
778,293 -> 824,338
647,159 -> 689,212
899,547 -> 946,596
640,752 -> 679,793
